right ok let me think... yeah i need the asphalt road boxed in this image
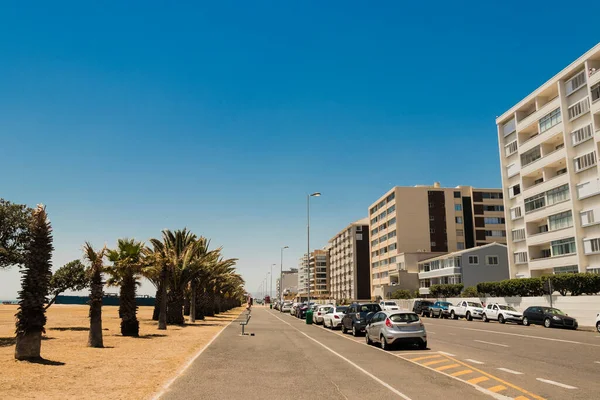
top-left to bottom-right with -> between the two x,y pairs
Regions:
159,306 -> 600,400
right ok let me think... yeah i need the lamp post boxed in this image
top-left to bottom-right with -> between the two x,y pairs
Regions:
270,263 -> 276,300
280,246 -> 289,308
307,192 -> 321,305
266,272 -> 270,300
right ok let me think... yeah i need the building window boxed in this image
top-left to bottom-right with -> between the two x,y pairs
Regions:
356,233 -> 363,240
457,242 -> 465,250
568,97 -> 590,121
485,230 -> 506,237
566,70 -> 586,95
553,265 -> 579,274
484,217 -> 505,224
454,191 -> 461,198
571,124 -> 594,146
509,184 -> 521,198
551,237 -> 576,256
457,229 -> 464,236
547,184 -> 570,205
455,204 -> 462,211
429,228 -> 435,233
521,146 -> 542,167
525,193 -> 546,213
486,256 -> 499,265
456,217 -> 463,224
574,152 -> 597,172
512,228 -> 526,241
514,252 -> 528,264
430,241 -> 436,247
429,202 -> 434,208
548,211 -> 573,231
539,108 -> 561,133
468,256 -> 479,264
429,216 -> 435,221
356,226 -> 362,232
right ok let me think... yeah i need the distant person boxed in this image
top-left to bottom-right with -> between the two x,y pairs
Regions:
247,296 -> 253,311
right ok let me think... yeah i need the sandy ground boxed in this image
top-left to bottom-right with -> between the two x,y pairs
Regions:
0,304 -> 244,400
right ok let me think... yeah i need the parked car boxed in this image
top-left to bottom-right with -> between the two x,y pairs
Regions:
522,306 -> 578,329
596,312 -> 600,333
296,303 -> 309,319
365,311 -> 427,350
449,300 -> 485,321
412,300 -> 434,317
322,306 -> 348,329
314,305 -> 334,324
429,301 -> 453,318
481,303 -> 523,324
379,301 -> 400,311
341,303 -> 382,336
290,302 -> 300,316
281,302 -> 293,313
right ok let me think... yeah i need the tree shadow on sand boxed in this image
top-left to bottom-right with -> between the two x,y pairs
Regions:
19,358 -> 65,366
49,327 -> 89,332
135,333 -> 168,339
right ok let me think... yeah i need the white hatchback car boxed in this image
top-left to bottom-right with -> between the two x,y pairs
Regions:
380,301 -> 400,311
314,305 -> 334,324
322,306 -> 349,329
596,312 -> 600,333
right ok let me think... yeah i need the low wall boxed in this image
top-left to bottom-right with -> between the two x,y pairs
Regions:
392,296 -> 599,327
56,295 -> 156,307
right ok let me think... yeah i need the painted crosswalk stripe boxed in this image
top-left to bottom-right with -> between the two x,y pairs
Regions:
497,368 -> 523,375
514,396 -> 529,400
536,378 -> 577,389
435,363 -> 460,371
467,376 -> 489,385
422,359 -> 448,367
487,385 -> 507,393
410,355 -> 442,362
450,369 -> 473,377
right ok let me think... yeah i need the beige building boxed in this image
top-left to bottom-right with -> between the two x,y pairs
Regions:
496,43 -> 600,278
369,183 -> 506,297
276,269 -> 298,300
298,249 -> 330,299
328,218 -> 371,301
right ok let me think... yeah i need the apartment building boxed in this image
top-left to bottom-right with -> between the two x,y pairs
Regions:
496,43 -> 600,278
328,218 -> 371,302
276,269 -> 298,300
369,183 -> 506,298
298,249 -> 330,299
418,243 -> 509,296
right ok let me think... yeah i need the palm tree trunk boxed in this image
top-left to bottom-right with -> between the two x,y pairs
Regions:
166,287 -> 184,325
204,287 -> 215,317
152,284 -> 161,321
184,292 -> 191,316
190,284 -> 196,323
120,274 -> 139,337
88,271 -> 104,348
158,265 -> 168,330
194,284 -> 205,321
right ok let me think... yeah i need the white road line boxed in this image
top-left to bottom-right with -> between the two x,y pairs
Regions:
426,324 -> 600,348
474,340 -> 509,348
497,368 -> 523,375
151,311 -> 243,400
438,351 -> 456,356
536,378 -> 577,390
464,359 -> 485,365
267,311 -> 413,399
595,361 -> 600,364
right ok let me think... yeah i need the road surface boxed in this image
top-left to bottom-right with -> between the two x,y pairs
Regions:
159,306 -> 600,400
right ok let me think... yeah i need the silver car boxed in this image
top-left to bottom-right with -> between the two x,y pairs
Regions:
365,311 -> 427,350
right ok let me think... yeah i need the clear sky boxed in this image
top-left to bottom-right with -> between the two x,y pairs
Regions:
1,1 -> 599,300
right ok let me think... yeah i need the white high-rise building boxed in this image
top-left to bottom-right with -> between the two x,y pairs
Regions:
496,43 -> 600,278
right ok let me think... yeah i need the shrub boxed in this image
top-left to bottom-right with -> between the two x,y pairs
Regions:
391,289 -> 412,299
461,286 -> 479,298
476,274 -> 600,297
430,284 -> 463,298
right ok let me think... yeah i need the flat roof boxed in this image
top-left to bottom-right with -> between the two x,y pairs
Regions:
417,242 -> 507,264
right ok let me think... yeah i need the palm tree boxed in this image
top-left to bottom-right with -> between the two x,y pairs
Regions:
143,240 -> 169,329
14,205 -> 53,360
84,242 -> 106,348
106,239 -> 144,337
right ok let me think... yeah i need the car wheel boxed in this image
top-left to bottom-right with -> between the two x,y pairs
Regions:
352,325 -> 359,337
380,336 -> 388,350
366,333 -> 372,345
451,311 -> 457,320
482,313 -> 488,322
596,321 -> 600,333
342,324 -> 348,334
466,311 -> 472,321
418,340 -> 427,350
544,318 -> 552,328
498,314 -> 505,324
522,317 -> 529,326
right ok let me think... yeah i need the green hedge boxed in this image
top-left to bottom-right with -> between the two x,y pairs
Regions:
476,273 -> 600,297
429,284 -> 463,297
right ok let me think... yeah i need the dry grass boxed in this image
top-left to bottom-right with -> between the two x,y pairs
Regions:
0,304 -> 243,400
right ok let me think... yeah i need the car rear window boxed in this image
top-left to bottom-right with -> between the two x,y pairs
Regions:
422,301 -> 434,305
384,302 -> 396,306
499,305 -> 517,311
336,307 -> 348,313
360,304 -> 381,312
389,313 -> 420,323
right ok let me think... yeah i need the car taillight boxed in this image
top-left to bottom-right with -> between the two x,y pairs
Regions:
334,315 -> 340,319
385,318 -> 393,328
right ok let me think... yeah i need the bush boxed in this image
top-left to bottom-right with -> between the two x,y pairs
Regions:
476,274 -> 600,297
430,284 -> 463,298
391,289 -> 413,299
461,286 -> 480,298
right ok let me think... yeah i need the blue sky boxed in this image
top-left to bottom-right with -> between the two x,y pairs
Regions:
1,1 -> 599,299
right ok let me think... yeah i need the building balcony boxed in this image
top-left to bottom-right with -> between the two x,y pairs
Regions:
517,96 -> 561,132
524,199 -> 571,223
520,147 -> 566,177
528,253 -> 578,271
522,166 -> 569,198
526,226 -> 575,246
418,267 -> 462,280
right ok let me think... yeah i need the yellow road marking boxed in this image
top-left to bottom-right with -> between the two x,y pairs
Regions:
422,359 -> 449,366
435,363 -> 460,371
487,385 -> 507,393
450,369 -> 473,377
467,376 -> 489,385
440,355 -> 546,400
514,397 -> 530,400
409,355 -> 442,362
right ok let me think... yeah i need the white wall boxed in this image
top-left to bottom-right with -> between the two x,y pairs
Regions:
393,296 -> 599,327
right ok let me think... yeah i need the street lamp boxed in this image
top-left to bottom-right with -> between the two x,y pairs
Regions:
270,263 -> 276,300
307,192 -> 321,305
266,272 -> 270,300
280,246 -> 289,308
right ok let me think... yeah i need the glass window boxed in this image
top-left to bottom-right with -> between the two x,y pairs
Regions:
546,184 -> 569,205
548,211 -> 573,231
539,108 -> 562,133
486,256 -> 499,265
457,229 -> 464,236
456,217 -> 463,224
455,204 -> 462,211
389,313 -> 420,323
468,256 -> 479,264
454,191 -> 461,198
551,238 -> 576,256
525,193 -> 546,213
457,242 -> 465,250
484,217 -> 506,224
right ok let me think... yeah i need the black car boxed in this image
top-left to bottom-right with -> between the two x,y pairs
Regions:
341,303 -> 382,336
522,306 -> 578,329
413,300 -> 435,317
